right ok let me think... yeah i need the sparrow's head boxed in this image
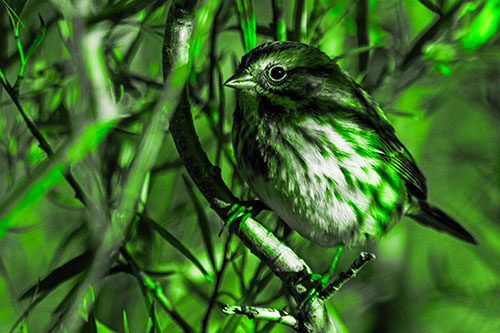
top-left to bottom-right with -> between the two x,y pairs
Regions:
224,41 -> 346,107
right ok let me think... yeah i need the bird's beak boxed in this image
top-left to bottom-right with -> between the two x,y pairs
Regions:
224,71 -> 257,89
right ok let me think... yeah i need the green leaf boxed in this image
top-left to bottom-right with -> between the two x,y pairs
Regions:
400,0 -> 467,70
95,320 -> 116,333
271,0 -> 287,41
25,14 -> 47,59
461,0 -> 500,50
182,276 -> 211,302
123,310 -> 130,333
0,119 -> 116,239
85,0 -> 155,25
219,315 -> 244,333
20,251 -> 92,300
182,175 -> 216,271
1,0 -> 25,28
138,214 -> 211,280
82,307 -> 98,333
234,0 -> 256,51
49,224 -> 86,269
52,277 -> 85,315
109,264 -> 176,278
423,43 -> 456,62
293,0 -> 307,42
417,0 -> 442,15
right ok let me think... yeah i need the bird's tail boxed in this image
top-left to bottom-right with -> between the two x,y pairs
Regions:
407,201 -> 478,245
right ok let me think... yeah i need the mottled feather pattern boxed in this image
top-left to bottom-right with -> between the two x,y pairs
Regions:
227,41 -> 477,246
233,106 -> 405,247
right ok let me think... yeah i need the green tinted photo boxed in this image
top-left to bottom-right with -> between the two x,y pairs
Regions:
0,0 -> 498,332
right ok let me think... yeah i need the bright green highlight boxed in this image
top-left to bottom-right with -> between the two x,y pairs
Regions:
57,19 -> 72,39
190,0 -> 220,63
462,0 -> 500,50
15,30 -> 26,77
303,245 -> 343,307
122,310 -> 130,333
141,272 -> 156,289
379,183 -> 398,208
273,0 -> 287,41
0,163 -> 64,237
0,66 -> 6,84
137,172 -> 150,213
438,63 -> 450,76
423,43 -> 456,62
66,120 -> 116,164
141,272 -> 173,310
329,245 -> 343,278
0,119 -> 116,238
118,140 -> 135,169
234,0 -> 257,52
155,288 -> 172,309
137,10 -> 146,22
1,0 -> 24,27
226,203 -> 252,230
4,6 -> 46,81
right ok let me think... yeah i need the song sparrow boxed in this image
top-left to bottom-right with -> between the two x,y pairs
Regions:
225,41 -> 476,247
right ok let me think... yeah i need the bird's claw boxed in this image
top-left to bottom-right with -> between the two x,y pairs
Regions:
222,201 -> 266,235
300,273 -> 331,307
226,203 -> 252,230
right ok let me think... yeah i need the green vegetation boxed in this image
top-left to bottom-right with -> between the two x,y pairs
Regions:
0,0 -> 499,331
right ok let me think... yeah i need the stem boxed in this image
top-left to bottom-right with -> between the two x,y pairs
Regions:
400,0 -> 466,71
355,0 -> 369,74
320,252 -> 376,301
201,234 -> 232,333
0,67 -> 90,207
222,305 -> 298,330
271,0 -> 287,41
121,248 -> 193,332
14,26 -> 26,74
293,0 -> 306,42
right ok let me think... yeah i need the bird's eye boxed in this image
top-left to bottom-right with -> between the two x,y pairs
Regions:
268,66 -> 287,82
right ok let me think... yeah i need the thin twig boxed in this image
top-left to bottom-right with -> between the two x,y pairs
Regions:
355,0 -> 369,74
310,0 -> 356,46
121,248 -> 194,332
208,2 -> 225,166
201,234 -> 232,333
0,65 -> 90,207
399,0 -> 466,71
222,304 -> 298,330
319,252 -> 376,301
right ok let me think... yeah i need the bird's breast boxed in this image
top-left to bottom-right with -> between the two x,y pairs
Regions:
234,111 -> 405,247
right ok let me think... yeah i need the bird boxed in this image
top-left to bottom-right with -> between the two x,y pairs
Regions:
224,41 -> 477,249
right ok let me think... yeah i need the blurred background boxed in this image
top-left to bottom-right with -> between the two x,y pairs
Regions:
0,0 -> 499,332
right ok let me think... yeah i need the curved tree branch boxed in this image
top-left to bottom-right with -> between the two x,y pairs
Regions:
167,15 -> 333,333
168,1 -> 374,332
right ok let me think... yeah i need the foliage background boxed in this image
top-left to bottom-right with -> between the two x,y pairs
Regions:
0,0 -> 499,332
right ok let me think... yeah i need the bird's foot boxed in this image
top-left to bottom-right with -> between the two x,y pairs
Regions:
222,200 -> 268,234
300,273 -> 331,307
300,245 -> 343,307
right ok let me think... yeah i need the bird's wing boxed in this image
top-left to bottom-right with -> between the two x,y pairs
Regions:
349,82 -> 428,200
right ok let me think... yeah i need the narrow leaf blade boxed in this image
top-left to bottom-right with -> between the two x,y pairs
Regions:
139,214 -> 211,280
